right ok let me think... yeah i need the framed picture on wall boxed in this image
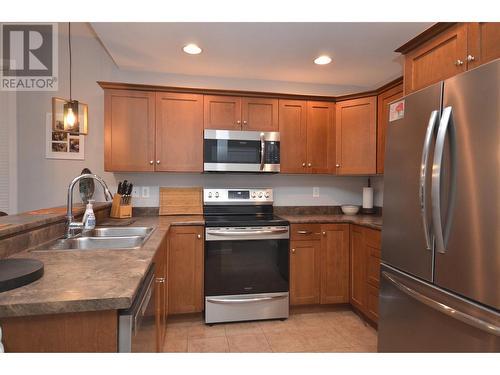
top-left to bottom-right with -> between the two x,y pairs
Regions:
45,113 -> 85,160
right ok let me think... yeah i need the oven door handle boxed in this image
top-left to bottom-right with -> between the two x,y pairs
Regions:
206,295 -> 287,304
260,132 -> 266,171
207,228 -> 289,236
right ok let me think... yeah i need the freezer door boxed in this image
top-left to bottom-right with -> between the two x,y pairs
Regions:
381,82 -> 442,281
378,264 -> 500,352
433,59 -> 500,309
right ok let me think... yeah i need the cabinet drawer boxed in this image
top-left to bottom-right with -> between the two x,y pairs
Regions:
290,224 -> 322,240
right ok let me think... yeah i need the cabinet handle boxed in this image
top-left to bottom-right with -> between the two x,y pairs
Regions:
156,160 -> 160,165
197,234 -> 202,239
236,120 -> 241,125
155,277 -> 165,284
322,231 -> 326,236
308,163 -> 312,167
336,164 -> 341,168
291,248 -> 296,254
467,55 -> 475,62
454,59 -> 464,66
297,230 -> 311,235
243,120 -> 247,125
302,162 -> 306,167
149,160 -> 154,165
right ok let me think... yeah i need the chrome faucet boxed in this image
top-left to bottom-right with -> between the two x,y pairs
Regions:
66,173 -> 113,238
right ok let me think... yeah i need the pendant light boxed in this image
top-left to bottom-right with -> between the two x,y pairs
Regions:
53,22 -> 88,135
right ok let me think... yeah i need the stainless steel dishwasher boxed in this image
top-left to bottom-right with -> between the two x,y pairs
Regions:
118,265 -> 156,352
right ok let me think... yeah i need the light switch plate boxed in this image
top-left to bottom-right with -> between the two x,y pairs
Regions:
142,186 -> 150,198
313,187 -> 320,198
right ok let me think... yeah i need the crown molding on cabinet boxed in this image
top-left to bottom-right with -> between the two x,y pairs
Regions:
394,22 -> 456,54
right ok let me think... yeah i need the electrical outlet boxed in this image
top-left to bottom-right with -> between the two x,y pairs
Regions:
313,187 -> 320,198
142,186 -> 150,198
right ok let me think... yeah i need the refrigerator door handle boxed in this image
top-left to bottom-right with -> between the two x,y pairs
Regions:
431,106 -> 457,254
381,271 -> 500,337
420,110 -> 439,251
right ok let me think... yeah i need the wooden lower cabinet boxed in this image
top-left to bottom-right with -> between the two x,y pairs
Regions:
350,225 -> 381,323
290,224 -> 349,306
154,235 -> 168,351
320,224 -> 350,304
0,310 -> 117,352
167,225 -> 204,314
290,239 -> 321,305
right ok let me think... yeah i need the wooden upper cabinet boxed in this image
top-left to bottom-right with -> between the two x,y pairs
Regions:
403,23 -> 467,94
242,97 -> 279,131
377,83 -> 404,174
320,224 -> 350,304
156,93 -> 203,172
203,95 -> 241,130
104,89 -> 155,172
168,226 -> 204,314
335,97 -> 376,175
290,240 -> 321,305
306,101 -> 336,174
467,22 -> 500,69
279,100 -> 307,173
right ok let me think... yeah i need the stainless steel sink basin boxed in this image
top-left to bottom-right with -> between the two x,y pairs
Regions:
30,226 -> 155,252
88,226 -> 153,237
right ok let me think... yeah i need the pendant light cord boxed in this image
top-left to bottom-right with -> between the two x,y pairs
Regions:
68,22 -> 72,101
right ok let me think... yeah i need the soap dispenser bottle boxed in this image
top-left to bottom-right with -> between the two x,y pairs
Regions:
83,199 -> 96,231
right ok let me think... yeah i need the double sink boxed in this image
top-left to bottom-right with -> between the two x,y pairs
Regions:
31,226 -> 154,251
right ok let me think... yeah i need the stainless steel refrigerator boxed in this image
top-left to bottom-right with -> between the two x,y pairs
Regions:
378,59 -> 500,352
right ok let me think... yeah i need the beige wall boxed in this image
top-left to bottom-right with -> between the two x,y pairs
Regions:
14,22 -> 384,213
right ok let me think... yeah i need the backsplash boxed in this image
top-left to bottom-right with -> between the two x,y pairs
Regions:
112,173 -> 384,208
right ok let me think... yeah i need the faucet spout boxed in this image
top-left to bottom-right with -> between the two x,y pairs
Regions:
66,173 -> 113,238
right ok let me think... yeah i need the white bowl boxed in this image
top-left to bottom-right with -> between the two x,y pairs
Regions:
341,205 -> 360,215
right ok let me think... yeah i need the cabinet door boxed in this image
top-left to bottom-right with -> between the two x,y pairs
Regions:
350,225 -> 366,311
336,97 -> 377,175
290,240 -> 321,305
203,95 -> 241,130
320,224 -> 350,304
104,89 -> 155,171
377,83 -> 403,174
404,23 -> 467,94
154,236 -> 167,351
467,22 -> 500,70
156,93 -> 203,172
279,100 -> 307,173
306,101 -> 336,174
242,97 -> 279,131
366,284 -> 379,323
168,226 -> 204,314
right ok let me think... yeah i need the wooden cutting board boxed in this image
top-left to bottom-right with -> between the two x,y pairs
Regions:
159,187 -> 203,216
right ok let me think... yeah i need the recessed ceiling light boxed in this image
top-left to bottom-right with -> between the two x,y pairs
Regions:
183,43 -> 202,55
314,55 -> 332,65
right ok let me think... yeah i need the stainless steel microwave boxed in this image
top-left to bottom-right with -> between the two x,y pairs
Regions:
203,129 -> 280,173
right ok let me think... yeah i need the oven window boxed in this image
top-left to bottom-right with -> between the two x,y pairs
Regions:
205,239 -> 289,296
204,139 -> 261,164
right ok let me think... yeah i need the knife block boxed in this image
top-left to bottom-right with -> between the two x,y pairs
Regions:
110,194 -> 132,219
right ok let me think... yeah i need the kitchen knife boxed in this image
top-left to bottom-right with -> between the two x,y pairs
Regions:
117,181 -> 122,195
126,183 -> 133,204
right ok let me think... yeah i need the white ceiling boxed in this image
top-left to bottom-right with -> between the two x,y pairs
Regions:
91,22 -> 432,93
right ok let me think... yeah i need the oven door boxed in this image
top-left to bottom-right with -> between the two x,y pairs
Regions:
204,226 -> 289,296
203,129 -> 280,172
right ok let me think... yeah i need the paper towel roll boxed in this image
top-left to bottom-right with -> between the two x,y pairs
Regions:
363,187 -> 373,209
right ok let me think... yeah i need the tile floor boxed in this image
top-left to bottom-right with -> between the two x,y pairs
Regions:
163,306 -> 378,353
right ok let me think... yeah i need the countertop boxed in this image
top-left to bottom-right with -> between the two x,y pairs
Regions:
0,215 -> 204,318
277,213 -> 382,230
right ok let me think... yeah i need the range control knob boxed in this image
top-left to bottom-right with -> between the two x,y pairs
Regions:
258,192 -> 263,198
251,192 -> 256,198
208,192 -> 212,198
215,192 -> 219,198
265,192 -> 270,198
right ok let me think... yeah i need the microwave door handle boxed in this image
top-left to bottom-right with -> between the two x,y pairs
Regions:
420,110 -> 439,251
260,132 -> 265,171
431,106 -> 457,254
